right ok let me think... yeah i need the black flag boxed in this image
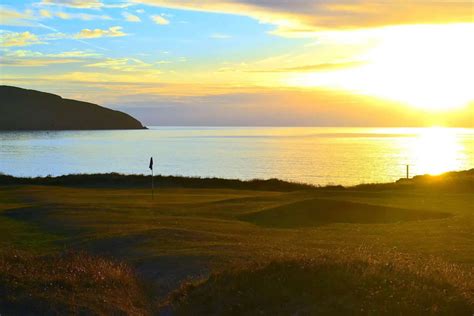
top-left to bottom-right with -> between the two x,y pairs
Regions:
149,157 -> 153,170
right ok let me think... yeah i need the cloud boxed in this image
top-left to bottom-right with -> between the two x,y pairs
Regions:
0,49 -> 100,66
42,32 -> 69,40
134,0 -> 472,35
55,11 -> 111,20
245,61 -> 366,73
0,31 -> 45,47
85,57 -> 153,71
0,6 -> 35,26
151,15 -> 169,25
210,33 -> 231,39
39,0 -> 135,9
108,89 -> 469,127
39,9 -> 53,18
40,0 -> 104,9
122,12 -> 141,22
0,4 -> 111,27
74,26 -> 127,39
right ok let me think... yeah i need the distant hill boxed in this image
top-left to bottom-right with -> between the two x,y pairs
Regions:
0,86 -> 145,130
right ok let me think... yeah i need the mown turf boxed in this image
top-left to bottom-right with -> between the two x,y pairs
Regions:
239,198 -> 451,227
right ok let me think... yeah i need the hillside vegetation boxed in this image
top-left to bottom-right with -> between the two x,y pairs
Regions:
0,86 -> 145,130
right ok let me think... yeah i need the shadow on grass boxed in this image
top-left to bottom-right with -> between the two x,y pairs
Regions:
239,198 -> 451,228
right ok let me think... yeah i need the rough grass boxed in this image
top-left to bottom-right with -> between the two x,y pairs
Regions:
355,168 -> 474,192
0,249 -> 149,315
0,169 -> 473,314
163,250 -> 474,315
240,198 -> 450,227
1,168 -> 472,192
0,173 -> 314,192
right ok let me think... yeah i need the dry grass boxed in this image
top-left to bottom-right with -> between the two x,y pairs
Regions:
162,249 -> 474,315
0,249 -> 149,315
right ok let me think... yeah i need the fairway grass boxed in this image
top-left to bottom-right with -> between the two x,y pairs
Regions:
0,171 -> 473,314
239,198 -> 451,227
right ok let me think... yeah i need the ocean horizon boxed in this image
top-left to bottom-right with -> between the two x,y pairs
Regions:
1,126 -> 472,186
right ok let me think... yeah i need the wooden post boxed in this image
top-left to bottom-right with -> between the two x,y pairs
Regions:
406,164 -> 409,179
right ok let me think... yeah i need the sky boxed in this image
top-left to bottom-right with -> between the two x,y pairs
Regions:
1,0 -> 473,126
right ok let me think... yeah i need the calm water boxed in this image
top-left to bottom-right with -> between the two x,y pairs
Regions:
0,127 -> 472,186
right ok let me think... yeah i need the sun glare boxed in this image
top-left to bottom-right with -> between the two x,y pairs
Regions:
408,127 -> 465,175
286,24 -> 474,111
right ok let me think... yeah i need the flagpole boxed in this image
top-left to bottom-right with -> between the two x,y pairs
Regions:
151,167 -> 154,200
149,156 -> 154,201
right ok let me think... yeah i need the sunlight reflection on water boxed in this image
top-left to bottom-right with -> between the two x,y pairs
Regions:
0,127 -> 472,186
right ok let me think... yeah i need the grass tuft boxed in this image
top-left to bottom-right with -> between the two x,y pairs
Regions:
162,250 -> 474,315
0,249 -> 149,315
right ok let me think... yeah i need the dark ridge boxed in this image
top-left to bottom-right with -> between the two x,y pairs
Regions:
0,173 -> 315,192
0,169 -> 471,192
0,85 -> 145,130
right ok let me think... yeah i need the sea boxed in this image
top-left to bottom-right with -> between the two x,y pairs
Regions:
0,127 -> 472,186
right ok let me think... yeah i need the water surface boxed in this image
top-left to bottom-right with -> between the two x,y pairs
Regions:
0,127 -> 472,186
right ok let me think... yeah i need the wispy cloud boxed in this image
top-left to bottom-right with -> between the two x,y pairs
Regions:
210,33 -> 231,39
122,12 -> 141,22
74,26 -> 127,39
39,0 -> 135,9
245,61 -> 366,73
135,0 -> 472,36
0,31 -> 45,47
0,4 -> 112,28
85,57 -> 152,71
55,11 -> 111,20
0,49 -> 100,66
39,0 -> 104,9
0,6 -> 35,26
151,15 -> 169,25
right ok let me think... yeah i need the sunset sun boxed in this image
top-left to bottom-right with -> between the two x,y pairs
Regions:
286,24 -> 473,111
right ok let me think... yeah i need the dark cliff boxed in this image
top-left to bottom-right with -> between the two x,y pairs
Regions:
0,86 -> 145,130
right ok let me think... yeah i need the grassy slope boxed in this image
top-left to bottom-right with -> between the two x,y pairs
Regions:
165,253 -> 473,315
0,171 -> 473,314
0,250 -> 149,315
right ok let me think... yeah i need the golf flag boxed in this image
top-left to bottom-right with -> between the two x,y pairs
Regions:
149,157 -> 154,200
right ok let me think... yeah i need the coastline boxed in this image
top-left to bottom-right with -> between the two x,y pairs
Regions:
1,168 -> 472,191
